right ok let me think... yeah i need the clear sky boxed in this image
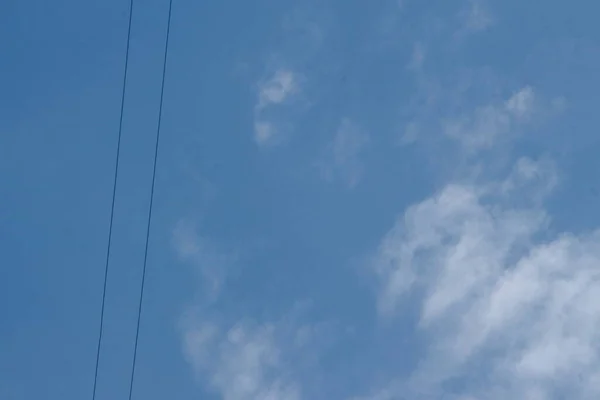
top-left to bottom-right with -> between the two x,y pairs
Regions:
2,0 -> 600,399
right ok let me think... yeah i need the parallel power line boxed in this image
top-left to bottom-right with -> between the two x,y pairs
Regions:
92,0 -> 135,398
127,0 -> 174,399
93,0 -> 175,399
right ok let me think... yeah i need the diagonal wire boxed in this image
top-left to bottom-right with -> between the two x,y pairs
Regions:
127,0 -> 174,398
92,0 -> 134,399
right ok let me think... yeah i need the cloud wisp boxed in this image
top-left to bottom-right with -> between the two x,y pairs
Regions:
442,86 -> 536,153
173,222 -> 333,400
318,119 -> 370,188
183,319 -> 302,400
459,0 -> 494,35
172,220 -> 236,302
254,69 -> 301,147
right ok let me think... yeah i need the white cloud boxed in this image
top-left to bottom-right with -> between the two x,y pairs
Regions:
460,0 -> 493,33
254,69 -> 300,147
172,220 -> 236,301
174,222 -> 335,400
442,86 -> 537,153
370,158 -> 600,399
319,119 -> 370,188
254,121 -> 276,146
257,70 -> 298,110
498,156 -> 559,203
505,86 -> 535,119
183,319 -> 302,400
181,307 -> 336,400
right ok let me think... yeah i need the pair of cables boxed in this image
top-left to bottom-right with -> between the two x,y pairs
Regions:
91,0 -> 174,399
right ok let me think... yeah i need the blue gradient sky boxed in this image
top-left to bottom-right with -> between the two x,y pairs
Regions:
2,1 -> 600,399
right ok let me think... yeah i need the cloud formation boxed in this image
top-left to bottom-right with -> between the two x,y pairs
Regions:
257,70 -> 298,110
442,86 -> 536,153
180,303 -> 336,400
174,222 -> 332,399
319,119 -> 370,188
173,2 -> 597,400
172,220 -> 236,301
371,157 -> 600,399
183,319 -> 302,400
459,0 -> 493,34
254,69 -> 300,147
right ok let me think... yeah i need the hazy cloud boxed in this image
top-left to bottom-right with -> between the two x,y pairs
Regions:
442,86 -> 537,153
183,320 -> 302,400
172,220 -> 236,301
181,307 -> 336,400
254,69 -> 300,147
460,0 -> 494,34
257,70 -> 298,111
319,119 -> 370,188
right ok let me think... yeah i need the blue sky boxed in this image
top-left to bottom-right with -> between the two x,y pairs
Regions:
2,0 -> 600,399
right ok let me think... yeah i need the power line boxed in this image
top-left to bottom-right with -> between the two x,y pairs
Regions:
92,0 -> 134,399
128,0 -> 174,398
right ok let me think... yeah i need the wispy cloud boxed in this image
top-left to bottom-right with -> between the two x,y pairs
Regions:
369,156 -> 600,399
172,220 -> 236,301
174,221 -> 335,399
183,319 -> 302,400
175,228 -> 307,400
459,0 -> 494,34
319,119 -> 370,188
253,120 -> 277,146
257,70 -> 299,111
442,86 -> 536,153
181,307 -> 336,400
407,42 -> 426,71
374,0 -> 492,55
254,69 -> 301,147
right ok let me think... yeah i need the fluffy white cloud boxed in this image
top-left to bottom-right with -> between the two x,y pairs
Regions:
371,158 -> 600,399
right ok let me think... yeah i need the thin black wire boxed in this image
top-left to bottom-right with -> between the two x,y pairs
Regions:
92,1 -> 134,399
127,0 -> 174,398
